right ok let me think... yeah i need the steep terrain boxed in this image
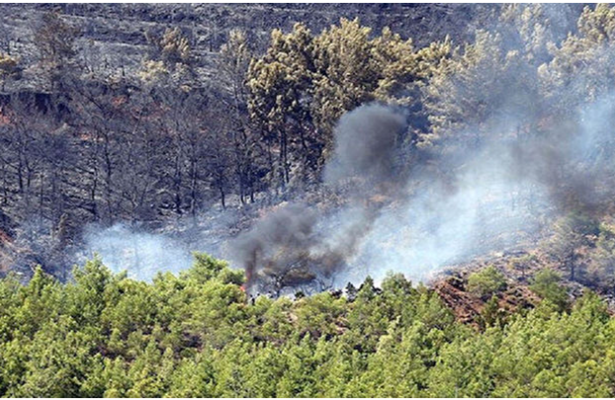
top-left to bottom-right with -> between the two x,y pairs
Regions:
0,3 -> 614,326
0,3 -> 498,280
0,3 -> 496,91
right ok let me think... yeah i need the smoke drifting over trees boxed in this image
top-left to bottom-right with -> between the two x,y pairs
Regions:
231,2 -> 615,293
0,4 -> 615,298
79,224 -> 194,281
8,5 -> 615,398
230,105 -> 407,294
232,78 -> 615,294
323,104 -> 406,185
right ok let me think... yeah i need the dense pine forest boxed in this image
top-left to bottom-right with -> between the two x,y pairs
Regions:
1,255 -> 615,397
2,3 -> 615,397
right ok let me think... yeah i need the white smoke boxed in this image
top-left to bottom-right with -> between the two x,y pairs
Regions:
80,224 -> 194,281
347,140 -> 552,285
334,90 -> 615,286
75,6 -> 615,291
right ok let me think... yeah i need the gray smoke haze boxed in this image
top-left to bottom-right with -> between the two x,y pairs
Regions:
74,5 -> 615,293
231,101 -> 551,292
231,104 -> 408,293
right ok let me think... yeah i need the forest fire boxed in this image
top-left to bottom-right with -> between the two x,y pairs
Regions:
230,105 -> 406,295
2,4 -> 615,398
232,79 -> 615,296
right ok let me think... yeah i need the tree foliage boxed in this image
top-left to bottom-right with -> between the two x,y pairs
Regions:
0,255 -> 614,397
530,269 -> 569,311
468,265 -> 507,299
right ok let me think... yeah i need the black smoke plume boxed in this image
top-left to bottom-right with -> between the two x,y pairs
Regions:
231,203 -> 318,293
91,5 -> 615,292
324,104 -> 407,185
230,104 -> 408,294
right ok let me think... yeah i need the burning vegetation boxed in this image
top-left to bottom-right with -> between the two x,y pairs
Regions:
0,3 -> 614,315
3,4 -> 615,398
231,105 -> 407,295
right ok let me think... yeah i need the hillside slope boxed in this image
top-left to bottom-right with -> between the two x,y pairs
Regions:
0,3 -> 495,91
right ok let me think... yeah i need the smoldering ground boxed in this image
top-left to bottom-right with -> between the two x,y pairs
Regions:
229,104 -> 408,294
66,5 -> 615,291
66,82 -> 615,290
71,90 -> 615,290
78,224 -> 195,280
